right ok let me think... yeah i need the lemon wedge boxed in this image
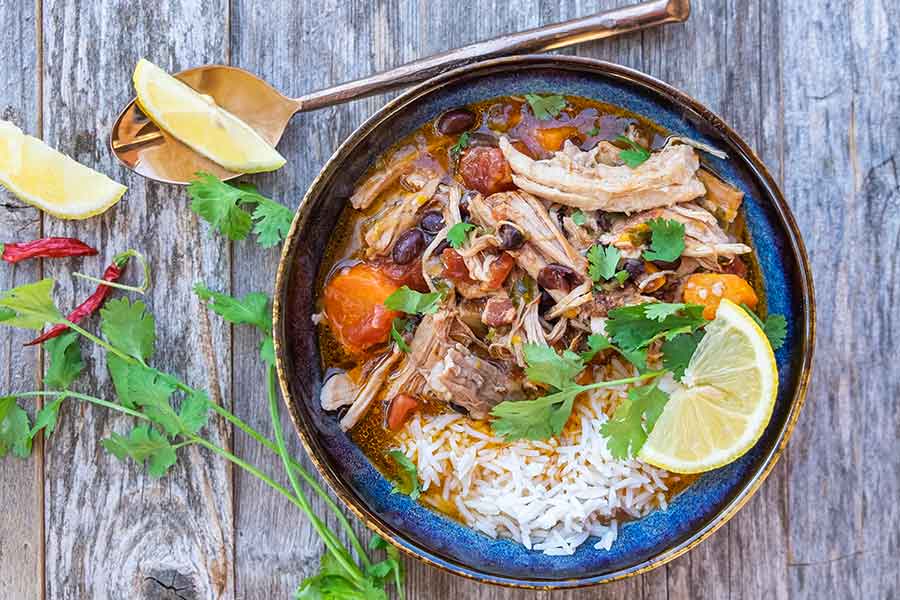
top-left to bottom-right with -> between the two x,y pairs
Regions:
639,299 -> 778,473
132,59 -> 286,174
0,120 -> 126,219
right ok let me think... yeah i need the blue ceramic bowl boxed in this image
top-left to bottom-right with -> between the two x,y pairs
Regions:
273,55 -> 815,588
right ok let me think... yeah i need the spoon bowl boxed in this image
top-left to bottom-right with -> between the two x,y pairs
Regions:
108,0 -> 691,184
110,65 -> 299,184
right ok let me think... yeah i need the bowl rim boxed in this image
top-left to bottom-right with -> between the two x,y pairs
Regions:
273,54 -> 816,589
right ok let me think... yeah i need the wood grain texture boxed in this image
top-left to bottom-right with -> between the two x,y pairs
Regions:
38,1 -> 234,598
0,1 -> 42,599
0,0 -> 898,598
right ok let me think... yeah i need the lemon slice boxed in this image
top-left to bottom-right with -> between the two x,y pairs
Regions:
132,59 -> 286,174
0,120 -> 127,219
639,299 -> 778,473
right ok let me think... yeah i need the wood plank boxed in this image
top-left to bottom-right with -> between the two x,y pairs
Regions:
39,2 -> 234,598
0,2 -> 42,599
780,1 -> 900,597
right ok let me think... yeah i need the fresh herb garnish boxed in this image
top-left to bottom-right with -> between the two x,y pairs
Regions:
588,244 -> 622,282
614,270 -> 630,285
571,210 -> 586,226
188,172 -> 294,248
383,286 -> 443,315
44,331 -> 84,391
587,126 -> 600,137
741,304 -> 788,350
390,317 -> 412,353
599,382 -> 670,459
615,135 -> 651,168
0,395 -> 31,458
446,221 -> 476,248
580,333 -> 613,362
388,449 -> 421,500
102,425 -> 178,478
490,343 -> 663,441
524,93 -> 567,120
449,131 -> 470,156
661,330 -> 705,381
642,218 -> 686,262
605,302 -> 707,353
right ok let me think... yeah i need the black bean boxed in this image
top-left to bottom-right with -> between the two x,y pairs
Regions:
498,224 -> 525,250
436,108 -> 476,135
537,263 -> 583,293
595,211 -> 613,232
538,289 -> 556,315
433,239 -> 450,255
419,210 -> 445,234
466,131 -> 499,148
651,258 -> 682,270
622,258 -> 644,279
460,190 -> 478,221
392,229 -> 426,265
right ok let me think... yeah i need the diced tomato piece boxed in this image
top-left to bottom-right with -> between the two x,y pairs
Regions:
386,393 -> 419,431
459,146 -> 515,196
323,263 -> 401,354
485,252 -> 515,290
441,248 -> 475,284
378,259 -> 428,292
683,273 -> 758,319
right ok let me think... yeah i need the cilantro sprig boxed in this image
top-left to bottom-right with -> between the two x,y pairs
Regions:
490,343 -> 664,441
588,244 -> 627,284
524,93 -> 567,120
449,131 -> 470,157
615,135 -> 651,168
383,286 -> 443,315
388,449 -> 421,500
599,382 -> 669,459
188,172 -> 294,248
741,304 -> 788,350
643,218 -> 686,262
446,222 -> 475,248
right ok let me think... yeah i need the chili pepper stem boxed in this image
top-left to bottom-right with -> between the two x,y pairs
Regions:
73,249 -> 151,294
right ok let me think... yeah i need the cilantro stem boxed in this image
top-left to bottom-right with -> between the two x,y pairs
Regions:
172,379 -> 371,568
265,365 -> 367,585
63,319 -> 136,365
575,370 -> 666,393
14,390 -> 148,421
189,433 -> 366,586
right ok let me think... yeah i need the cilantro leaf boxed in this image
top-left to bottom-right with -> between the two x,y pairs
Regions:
44,331 -> 83,390
249,200 -> 295,248
102,425 -> 177,478
446,222 -> 475,248
179,389 -> 210,435
383,286 -> 442,315
100,298 -> 156,362
188,172 -> 294,247
741,304 -> 787,350
523,343 -> 584,390
614,270 -> 630,284
615,135 -> 651,168
449,131 -> 470,156
661,330 -> 705,381
581,333 -> 613,362
29,396 -> 64,440
642,218 -> 686,262
390,318 -> 411,353
0,396 -> 32,458
388,449 -> 421,500
588,245 -> 622,282
490,390 -> 578,441
599,383 -> 669,459
524,93 -> 567,120
195,284 -> 272,333
0,279 -> 64,330
188,173 -> 254,241
605,302 -> 707,352
571,210 -> 586,226
645,303 -> 689,322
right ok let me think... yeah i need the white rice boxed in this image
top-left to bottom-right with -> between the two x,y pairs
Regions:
395,358 -> 676,555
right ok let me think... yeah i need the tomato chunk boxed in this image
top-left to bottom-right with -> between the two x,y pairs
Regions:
441,248 -> 475,284
459,146 -> 515,195
683,273 -> 758,319
485,252 -> 515,290
323,263 -> 401,353
386,393 -> 419,431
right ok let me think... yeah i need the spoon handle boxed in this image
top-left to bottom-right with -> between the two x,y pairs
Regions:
293,0 -> 689,112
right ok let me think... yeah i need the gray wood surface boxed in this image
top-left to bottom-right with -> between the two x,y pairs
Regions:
0,0 -> 897,598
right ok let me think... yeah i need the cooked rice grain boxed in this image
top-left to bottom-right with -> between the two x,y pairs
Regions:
395,358 -> 675,555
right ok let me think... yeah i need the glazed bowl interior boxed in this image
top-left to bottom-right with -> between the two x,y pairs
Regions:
273,55 -> 814,588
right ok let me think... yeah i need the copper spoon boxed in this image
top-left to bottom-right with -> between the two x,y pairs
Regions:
110,0 -> 690,185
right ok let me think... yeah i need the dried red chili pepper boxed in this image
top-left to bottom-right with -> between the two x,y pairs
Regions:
24,254 -> 128,346
1,237 -> 98,264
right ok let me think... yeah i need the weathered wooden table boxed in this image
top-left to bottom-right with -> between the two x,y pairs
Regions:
1,0 -> 897,598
